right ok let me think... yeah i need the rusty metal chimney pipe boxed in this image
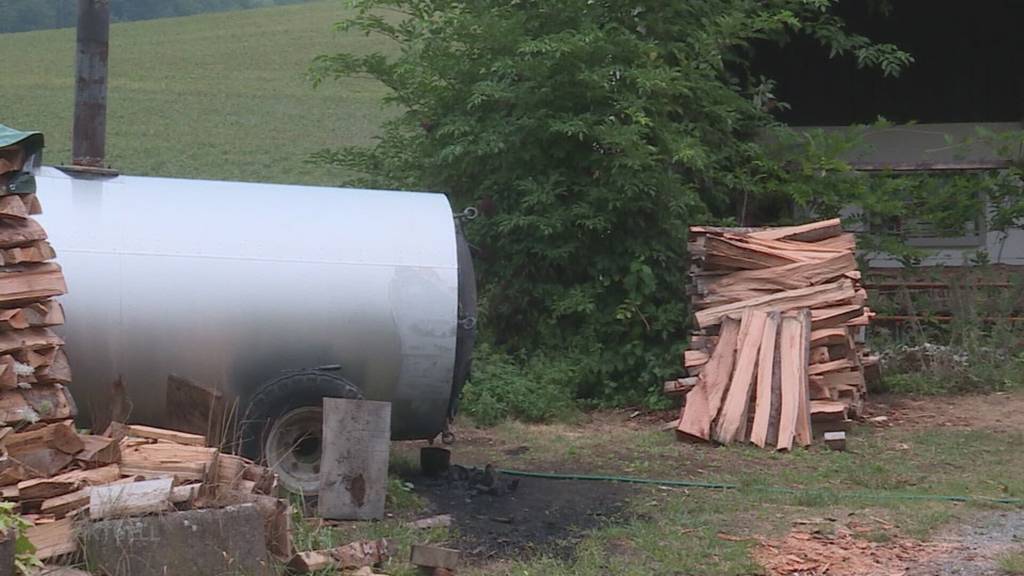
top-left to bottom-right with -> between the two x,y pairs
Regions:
72,0 -> 110,168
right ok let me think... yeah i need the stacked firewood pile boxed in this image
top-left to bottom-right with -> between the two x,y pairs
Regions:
4,422 -> 291,563
665,218 -> 879,450
0,137 -> 74,429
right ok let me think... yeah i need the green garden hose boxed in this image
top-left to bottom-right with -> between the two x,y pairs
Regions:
496,468 -> 1024,505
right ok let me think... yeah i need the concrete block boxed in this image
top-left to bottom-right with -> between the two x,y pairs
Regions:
82,504 -> 272,576
823,431 -> 847,451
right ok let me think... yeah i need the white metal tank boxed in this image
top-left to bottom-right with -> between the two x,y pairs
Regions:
34,166 -> 475,493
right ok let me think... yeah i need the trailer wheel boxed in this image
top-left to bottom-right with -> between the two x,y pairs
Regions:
241,369 -> 363,495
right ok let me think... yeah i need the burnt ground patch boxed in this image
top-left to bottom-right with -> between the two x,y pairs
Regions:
412,470 -> 630,561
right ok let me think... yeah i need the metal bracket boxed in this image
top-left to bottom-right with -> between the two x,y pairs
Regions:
454,206 -> 478,221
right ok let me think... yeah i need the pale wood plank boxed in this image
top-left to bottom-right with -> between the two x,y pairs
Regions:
749,312 -> 780,448
793,310 -> 813,447
677,317 -> 742,441
89,476 -> 173,519
125,424 -> 206,447
776,311 -> 807,450
713,310 -> 768,444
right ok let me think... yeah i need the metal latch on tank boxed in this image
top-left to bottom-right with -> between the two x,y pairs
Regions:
455,206 -> 478,221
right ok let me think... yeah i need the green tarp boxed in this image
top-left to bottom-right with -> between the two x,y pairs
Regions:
0,123 -> 44,151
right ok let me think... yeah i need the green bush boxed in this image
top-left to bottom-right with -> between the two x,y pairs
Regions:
313,0 -> 912,405
460,345 -> 579,426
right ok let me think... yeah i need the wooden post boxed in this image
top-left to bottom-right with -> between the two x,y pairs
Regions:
318,399 -> 391,520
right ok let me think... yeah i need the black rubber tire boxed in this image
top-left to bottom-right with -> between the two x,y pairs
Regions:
240,369 -> 363,466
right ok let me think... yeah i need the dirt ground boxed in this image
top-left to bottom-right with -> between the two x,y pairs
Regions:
869,392 -> 1024,432
388,392 -> 1024,574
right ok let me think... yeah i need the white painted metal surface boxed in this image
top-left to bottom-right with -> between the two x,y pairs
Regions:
34,167 -> 459,440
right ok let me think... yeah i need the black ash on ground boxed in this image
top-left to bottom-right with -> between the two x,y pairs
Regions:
411,464 -> 630,560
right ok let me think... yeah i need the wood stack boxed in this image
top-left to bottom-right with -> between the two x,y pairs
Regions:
666,218 -> 878,449
1,421 -> 290,563
0,139 -> 74,429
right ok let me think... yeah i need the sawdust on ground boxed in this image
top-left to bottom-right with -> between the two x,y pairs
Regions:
755,526 -> 955,576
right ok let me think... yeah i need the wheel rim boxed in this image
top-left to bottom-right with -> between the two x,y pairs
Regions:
264,406 -> 323,495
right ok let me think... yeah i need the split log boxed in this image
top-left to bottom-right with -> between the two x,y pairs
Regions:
0,195 -> 28,220
701,235 -> 810,270
677,317 -> 741,441
749,312 -> 781,448
0,309 -> 27,331
12,300 -> 64,328
747,218 -> 843,243
124,425 -> 206,447
0,327 -> 63,355
695,280 -> 856,329
714,310 -> 768,444
39,487 -> 90,518
75,435 -> 121,468
119,442 -> 218,483
0,264 -> 64,307
1,241 -> 56,265
242,462 -> 277,496
808,376 -> 834,400
776,310 -> 811,450
213,453 -> 249,493
792,311 -> 813,448
0,219 -> 46,250
683,350 -> 709,369
810,304 -> 865,330
0,455 -> 32,486
809,328 -> 851,348
807,358 -> 857,376
662,377 -> 697,398
692,251 -> 855,299
169,482 -> 202,505
809,346 -> 830,364
34,349 -> 70,385
810,400 -> 848,421
18,465 -> 121,502
287,539 -> 392,573
813,232 -> 856,251
89,476 -> 173,520
25,517 -> 76,561
0,385 -> 76,426
6,422 -> 84,459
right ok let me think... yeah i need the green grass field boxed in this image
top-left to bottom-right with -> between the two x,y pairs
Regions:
0,1 -> 392,186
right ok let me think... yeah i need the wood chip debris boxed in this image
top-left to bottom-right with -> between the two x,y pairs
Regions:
755,527 -> 955,576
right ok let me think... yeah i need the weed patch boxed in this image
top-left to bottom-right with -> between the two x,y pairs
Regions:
998,548 -> 1024,575
460,346 -> 579,426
